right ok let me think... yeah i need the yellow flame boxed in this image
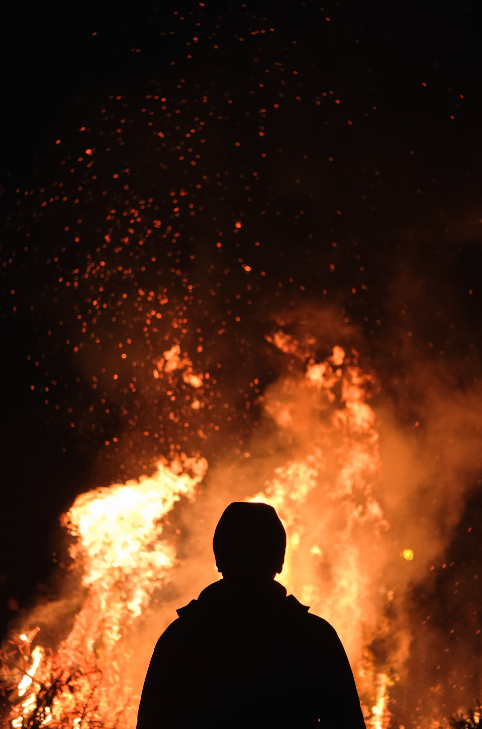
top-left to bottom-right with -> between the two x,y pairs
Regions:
8,457 -> 207,728
17,646 -> 44,697
62,456 -> 207,652
370,673 -> 391,729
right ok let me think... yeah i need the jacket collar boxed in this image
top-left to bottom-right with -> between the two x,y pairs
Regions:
176,579 -> 309,619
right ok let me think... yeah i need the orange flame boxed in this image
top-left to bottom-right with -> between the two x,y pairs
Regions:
4,342 -> 396,728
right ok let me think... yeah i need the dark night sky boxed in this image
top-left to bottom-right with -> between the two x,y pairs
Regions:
1,1 -> 481,718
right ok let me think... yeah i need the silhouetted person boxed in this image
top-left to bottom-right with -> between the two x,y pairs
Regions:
137,502 -> 366,728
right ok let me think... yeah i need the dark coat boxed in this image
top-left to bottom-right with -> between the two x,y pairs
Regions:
137,579 -> 366,729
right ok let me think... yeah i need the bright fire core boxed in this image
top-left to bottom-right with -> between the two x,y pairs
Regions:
4,342 -> 406,727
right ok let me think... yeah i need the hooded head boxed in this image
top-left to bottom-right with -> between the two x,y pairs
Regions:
213,502 -> 286,581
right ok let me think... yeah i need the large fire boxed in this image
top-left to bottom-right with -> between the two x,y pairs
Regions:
0,340 -> 404,728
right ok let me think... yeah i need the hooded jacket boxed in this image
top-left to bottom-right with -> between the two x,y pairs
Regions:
136,579 -> 366,729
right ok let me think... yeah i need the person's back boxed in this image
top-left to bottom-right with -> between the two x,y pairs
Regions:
137,503 -> 366,728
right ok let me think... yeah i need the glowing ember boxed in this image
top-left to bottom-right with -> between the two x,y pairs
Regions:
154,345 -> 203,389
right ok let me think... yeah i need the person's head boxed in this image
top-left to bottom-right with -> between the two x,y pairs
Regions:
213,502 -> 286,582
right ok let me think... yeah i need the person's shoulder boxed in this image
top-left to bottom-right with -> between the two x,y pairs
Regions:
153,616 -> 185,650
288,598 -> 340,640
304,611 -> 338,635
162,616 -> 183,635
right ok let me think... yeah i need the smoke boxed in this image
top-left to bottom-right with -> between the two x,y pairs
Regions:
373,363 -> 482,722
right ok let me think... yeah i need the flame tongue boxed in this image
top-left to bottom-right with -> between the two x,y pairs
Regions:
62,456 -> 206,656
7,457 -> 207,729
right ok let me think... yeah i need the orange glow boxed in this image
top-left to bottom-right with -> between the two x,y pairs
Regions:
5,342 -> 401,728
